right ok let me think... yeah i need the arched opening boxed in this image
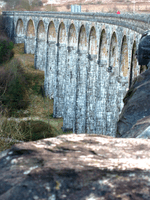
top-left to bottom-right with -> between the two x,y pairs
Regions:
45,21 -> 56,98
27,19 -> 35,38
26,19 -> 35,54
89,26 -> 97,55
16,19 -> 24,36
48,21 -> 56,42
109,32 -> 117,68
15,19 -> 25,44
99,29 -> 107,66
129,41 -> 137,88
35,20 -> 46,71
79,25 -> 87,52
58,22 -> 66,44
68,23 -> 76,47
120,35 -> 128,77
63,23 -> 77,131
37,20 -> 46,40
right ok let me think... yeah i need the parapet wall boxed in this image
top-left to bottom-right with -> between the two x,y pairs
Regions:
3,11 -> 150,37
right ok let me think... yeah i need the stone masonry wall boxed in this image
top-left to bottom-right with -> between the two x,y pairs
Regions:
2,11 -> 144,136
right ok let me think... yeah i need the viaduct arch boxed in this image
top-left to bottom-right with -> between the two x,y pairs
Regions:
3,11 -> 148,136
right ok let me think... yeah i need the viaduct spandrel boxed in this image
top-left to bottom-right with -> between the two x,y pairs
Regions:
3,11 -> 149,136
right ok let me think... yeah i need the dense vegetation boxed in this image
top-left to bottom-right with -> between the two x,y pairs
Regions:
0,15 -> 14,64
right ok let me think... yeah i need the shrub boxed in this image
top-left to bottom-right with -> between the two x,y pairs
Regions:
1,119 -> 54,142
19,120 -> 53,141
0,58 -> 29,114
0,15 -> 14,64
0,39 -> 14,64
1,119 -> 25,141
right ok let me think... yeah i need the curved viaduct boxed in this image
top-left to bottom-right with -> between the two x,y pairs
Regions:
2,11 -> 149,136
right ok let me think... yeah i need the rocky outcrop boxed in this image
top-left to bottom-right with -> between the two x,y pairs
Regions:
117,68 -> 150,138
1,134 -> 150,200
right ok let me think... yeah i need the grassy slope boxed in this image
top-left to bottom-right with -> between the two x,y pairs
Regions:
0,43 -> 72,152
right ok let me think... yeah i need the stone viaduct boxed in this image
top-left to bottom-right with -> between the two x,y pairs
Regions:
2,11 -> 150,136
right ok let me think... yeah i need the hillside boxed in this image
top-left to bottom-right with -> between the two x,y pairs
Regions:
42,0 -> 150,13
0,17 -> 72,152
1,0 -> 150,13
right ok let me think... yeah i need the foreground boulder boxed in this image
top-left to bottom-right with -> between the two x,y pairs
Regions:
117,68 -> 150,138
1,134 -> 150,200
